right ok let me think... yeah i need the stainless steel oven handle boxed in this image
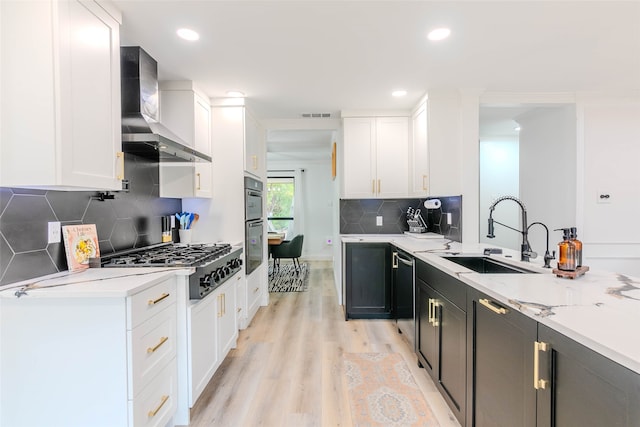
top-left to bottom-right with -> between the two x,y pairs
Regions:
397,255 -> 414,266
248,221 -> 263,228
246,190 -> 262,197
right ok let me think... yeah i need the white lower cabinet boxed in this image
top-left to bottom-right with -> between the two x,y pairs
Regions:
246,265 -> 264,324
0,276 -> 178,427
187,272 -> 239,406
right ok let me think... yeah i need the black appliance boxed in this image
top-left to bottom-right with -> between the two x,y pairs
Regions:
101,243 -> 243,299
393,248 -> 416,350
244,176 -> 264,275
120,46 -> 212,163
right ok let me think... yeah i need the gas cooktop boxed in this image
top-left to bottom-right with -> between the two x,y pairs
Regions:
101,243 -> 233,267
101,243 -> 243,299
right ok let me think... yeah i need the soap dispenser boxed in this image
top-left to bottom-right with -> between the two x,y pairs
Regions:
570,227 -> 583,268
556,228 -> 576,271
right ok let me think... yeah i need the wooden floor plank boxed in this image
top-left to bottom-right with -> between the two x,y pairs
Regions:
187,260 -> 460,427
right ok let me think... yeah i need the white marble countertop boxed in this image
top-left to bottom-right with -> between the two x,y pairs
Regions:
341,234 -> 640,375
0,267 -> 192,299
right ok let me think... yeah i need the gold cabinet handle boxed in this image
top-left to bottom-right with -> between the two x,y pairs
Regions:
392,252 -> 398,269
237,307 -> 242,313
148,395 -> 169,418
148,293 -> 170,306
252,155 -> 258,170
147,336 -> 168,353
116,151 -> 125,180
422,175 -> 428,191
196,172 -> 201,190
432,301 -> 439,327
223,293 -> 226,316
217,295 -> 222,318
534,341 -> 550,390
479,298 -> 508,315
428,298 -> 435,325
253,287 -> 259,293
377,179 -> 381,194
372,179 -> 376,194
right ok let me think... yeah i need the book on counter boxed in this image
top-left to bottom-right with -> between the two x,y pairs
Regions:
62,224 -> 100,272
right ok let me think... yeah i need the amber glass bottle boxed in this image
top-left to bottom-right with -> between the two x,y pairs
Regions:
570,227 -> 583,268
557,228 -> 576,271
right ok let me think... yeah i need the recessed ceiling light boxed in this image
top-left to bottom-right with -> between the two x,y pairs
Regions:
226,91 -> 246,98
427,28 -> 451,41
177,28 -> 199,41
392,90 -> 407,97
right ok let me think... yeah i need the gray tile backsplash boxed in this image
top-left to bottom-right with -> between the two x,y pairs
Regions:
340,195 -> 462,242
0,154 -> 181,285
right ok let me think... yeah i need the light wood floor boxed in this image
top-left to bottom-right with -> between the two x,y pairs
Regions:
188,260 -> 461,427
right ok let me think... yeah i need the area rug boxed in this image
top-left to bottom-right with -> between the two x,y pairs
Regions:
344,353 -> 440,427
268,262 -> 309,292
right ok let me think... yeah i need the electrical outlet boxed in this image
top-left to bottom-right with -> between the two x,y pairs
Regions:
446,212 -> 452,225
376,216 -> 383,226
48,221 -> 61,244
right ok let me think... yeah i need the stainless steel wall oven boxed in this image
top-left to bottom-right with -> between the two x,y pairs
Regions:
244,176 -> 264,275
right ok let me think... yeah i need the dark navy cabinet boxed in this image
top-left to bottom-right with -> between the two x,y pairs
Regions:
344,243 -> 392,319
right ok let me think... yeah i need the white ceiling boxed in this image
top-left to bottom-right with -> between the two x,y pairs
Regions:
113,0 -> 640,156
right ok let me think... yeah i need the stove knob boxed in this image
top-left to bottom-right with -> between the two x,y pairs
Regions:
212,271 -> 221,283
217,267 -> 226,279
230,259 -> 239,268
201,273 -> 212,287
223,266 -> 231,275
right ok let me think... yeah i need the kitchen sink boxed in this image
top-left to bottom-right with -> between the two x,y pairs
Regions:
440,255 -> 539,274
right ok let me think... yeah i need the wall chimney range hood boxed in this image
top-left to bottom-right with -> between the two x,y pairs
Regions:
120,46 -> 211,163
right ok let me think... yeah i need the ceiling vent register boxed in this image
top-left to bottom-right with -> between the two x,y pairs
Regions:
301,113 -> 332,118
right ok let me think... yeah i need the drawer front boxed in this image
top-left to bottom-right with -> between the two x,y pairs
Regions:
129,304 -> 177,399
127,278 -> 177,329
129,359 -> 177,427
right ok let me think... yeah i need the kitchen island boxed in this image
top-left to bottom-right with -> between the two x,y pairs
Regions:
342,234 -> 640,427
342,234 -> 640,374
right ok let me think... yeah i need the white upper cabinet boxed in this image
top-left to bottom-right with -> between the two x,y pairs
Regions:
159,81 -> 212,198
342,116 -> 409,198
244,109 -> 265,177
159,81 -> 212,155
410,100 -> 429,196
0,0 -> 123,191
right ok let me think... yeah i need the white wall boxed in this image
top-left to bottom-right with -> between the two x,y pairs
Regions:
267,159 -> 334,261
519,105 -> 576,258
579,99 -> 640,276
479,138 -> 520,250
428,92 -> 640,277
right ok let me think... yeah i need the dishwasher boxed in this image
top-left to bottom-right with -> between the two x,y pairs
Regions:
393,248 -> 416,350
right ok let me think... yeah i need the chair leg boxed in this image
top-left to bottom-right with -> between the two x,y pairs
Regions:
294,258 -> 300,275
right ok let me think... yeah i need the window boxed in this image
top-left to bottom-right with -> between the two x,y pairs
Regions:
267,176 -> 295,238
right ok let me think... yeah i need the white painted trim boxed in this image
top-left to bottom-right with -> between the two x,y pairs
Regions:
480,92 -> 576,105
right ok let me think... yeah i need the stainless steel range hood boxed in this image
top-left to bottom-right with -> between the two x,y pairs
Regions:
121,46 -> 211,163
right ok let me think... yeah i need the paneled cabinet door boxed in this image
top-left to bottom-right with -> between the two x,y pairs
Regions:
416,278 -> 466,425
342,118 -> 376,198
536,324 -> 640,427
187,292 -> 219,406
469,290 -> 537,427
244,109 -> 265,177
375,117 -> 409,198
411,102 -> 429,196
0,0 -> 123,190
216,280 -> 238,360
342,117 -> 409,198
345,243 -> 392,319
